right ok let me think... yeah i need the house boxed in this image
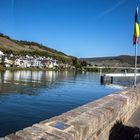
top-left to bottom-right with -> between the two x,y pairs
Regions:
0,50 -> 4,56
14,58 -> 21,67
4,57 -> 14,67
0,50 -> 4,64
53,60 -> 58,67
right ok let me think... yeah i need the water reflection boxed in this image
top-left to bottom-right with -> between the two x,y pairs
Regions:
104,84 -> 126,89
0,70 -> 76,95
1,71 -> 56,83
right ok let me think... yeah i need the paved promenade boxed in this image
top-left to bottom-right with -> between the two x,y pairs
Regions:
128,106 -> 140,128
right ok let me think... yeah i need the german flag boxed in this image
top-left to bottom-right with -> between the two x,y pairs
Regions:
133,6 -> 140,45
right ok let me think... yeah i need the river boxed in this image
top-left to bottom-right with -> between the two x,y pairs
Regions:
0,70 -> 132,137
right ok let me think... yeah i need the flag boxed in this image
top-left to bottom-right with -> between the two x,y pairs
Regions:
133,6 -> 140,45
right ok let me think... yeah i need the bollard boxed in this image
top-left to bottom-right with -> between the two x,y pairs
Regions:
100,75 -> 113,85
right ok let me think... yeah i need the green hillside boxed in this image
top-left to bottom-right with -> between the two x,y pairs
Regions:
0,33 -> 73,63
81,55 -> 140,67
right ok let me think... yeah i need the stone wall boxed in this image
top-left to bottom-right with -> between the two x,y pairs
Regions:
1,84 -> 140,140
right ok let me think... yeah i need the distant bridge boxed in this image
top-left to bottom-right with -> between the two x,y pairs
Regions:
85,66 -> 140,70
105,73 -> 140,77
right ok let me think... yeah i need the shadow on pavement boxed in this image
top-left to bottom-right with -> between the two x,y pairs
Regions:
109,121 -> 140,140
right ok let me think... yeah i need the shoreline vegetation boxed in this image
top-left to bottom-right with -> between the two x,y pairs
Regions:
0,65 -> 132,73
0,65 -> 104,72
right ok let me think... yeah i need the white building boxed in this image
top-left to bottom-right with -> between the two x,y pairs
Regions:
14,58 -> 21,67
4,57 -> 13,67
13,55 -> 59,69
0,50 -> 4,64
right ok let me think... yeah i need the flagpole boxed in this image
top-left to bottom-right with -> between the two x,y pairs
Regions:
134,43 -> 137,87
134,3 -> 139,88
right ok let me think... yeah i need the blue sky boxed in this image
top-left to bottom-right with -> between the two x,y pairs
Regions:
0,0 -> 138,58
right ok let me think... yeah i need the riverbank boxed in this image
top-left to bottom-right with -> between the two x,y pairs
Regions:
0,66 -> 75,72
0,66 -> 129,73
1,83 -> 139,140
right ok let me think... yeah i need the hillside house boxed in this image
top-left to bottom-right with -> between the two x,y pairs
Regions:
0,50 -> 4,64
4,57 -> 14,67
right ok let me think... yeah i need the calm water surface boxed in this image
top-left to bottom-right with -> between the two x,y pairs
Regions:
0,70 -> 131,137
